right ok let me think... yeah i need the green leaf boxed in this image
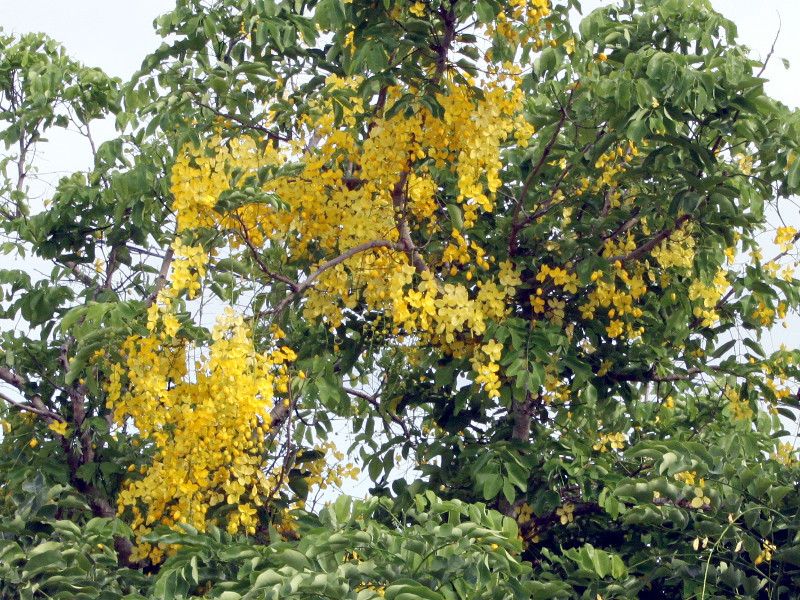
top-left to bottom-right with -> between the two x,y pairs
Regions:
787,154 -> 800,191
482,475 -> 503,501
446,204 -> 464,231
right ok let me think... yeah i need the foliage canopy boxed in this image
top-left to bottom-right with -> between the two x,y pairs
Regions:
2,0 -> 800,598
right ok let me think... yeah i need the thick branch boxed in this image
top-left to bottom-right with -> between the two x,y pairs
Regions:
0,389 -> 63,422
390,169 -> 430,275
499,394 -> 537,517
144,248 -> 174,306
431,5 -> 457,85
270,239 -> 399,316
511,394 -> 535,441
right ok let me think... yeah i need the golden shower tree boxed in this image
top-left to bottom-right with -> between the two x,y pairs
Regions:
3,1 -> 800,598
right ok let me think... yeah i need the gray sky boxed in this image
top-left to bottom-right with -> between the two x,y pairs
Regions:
1,0 -> 172,79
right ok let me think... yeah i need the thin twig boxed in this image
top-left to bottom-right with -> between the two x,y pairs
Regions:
343,386 -> 410,438
194,100 -> 289,143
59,260 -> 94,287
235,219 -> 299,291
509,88 -> 576,255
756,18 -> 781,78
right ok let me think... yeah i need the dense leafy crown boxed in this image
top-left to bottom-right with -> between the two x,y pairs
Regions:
2,0 -> 800,598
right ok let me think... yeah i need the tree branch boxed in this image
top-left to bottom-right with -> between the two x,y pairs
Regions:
509,88 -> 576,255
144,248 -> 175,306
235,219 -> 299,291
606,213 -> 691,264
194,99 -> 289,143
0,389 -> 63,422
390,169 -> 431,276
269,239 -> 400,316
606,366 -> 704,383
343,386 -> 411,438
59,259 -> 94,287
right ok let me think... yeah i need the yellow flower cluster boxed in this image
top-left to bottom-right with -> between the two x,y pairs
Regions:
168,240 -> 208,300
723,387 -> 754,423
755,540 -> 777,565
513,503 -> 541,547
687,269 -> 729,326
774,226 -> 797,252
750,296 -> 778,327
515,502 -> 534,524
689,487 -> 711,509
761,361 -> 794,414
107,306 -> 295,561
471,339 -> 504,398
771,442 -> 798,466
408,1 -> 425,17
580,262 -> 647,340
303,440 -> 361,492
484,0 -> 551,51
674,470 -> 702,486
47,421 -> 68,436
170,134 -> 279,243
592,431 -> 626,453
675,471 -> 711,508
556,502 -> 575,524
734,153 -> 754,176
593,146 -> 631,188
650,226 -> 696,271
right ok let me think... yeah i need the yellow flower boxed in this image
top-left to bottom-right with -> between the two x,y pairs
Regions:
605,319 -> 624,338
409,2 -> 426,17
48,421 -> 69,436
755,541 -> 777,565
482,339 -> 503,362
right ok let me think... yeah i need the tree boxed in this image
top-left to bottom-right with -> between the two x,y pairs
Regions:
2,0 -> 800,597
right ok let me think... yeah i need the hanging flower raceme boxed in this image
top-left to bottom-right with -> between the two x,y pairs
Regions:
107,302 -> 296,562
